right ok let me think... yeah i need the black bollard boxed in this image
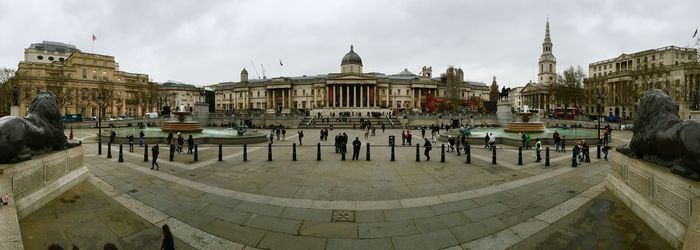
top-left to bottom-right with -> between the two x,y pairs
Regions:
316,143 -> 321,161
268,143 -> 272,161
466,145 -> 471,164
218,144 -> 223,161
518,147 -> 523,165
585,147 -> 590,163
144,144 -> 148,162
293,143 -> 297,161
572,150 -> 578,167
457,142 -> 461,156
169,144 -> 174,161
441,144 -> 445,163
366,143 -> 370,161
391,144 -> 395,161
194,144 -> 198,162
118,144 -> 124,162
243,144 -> 247,161
107,143 -> 112,159
416,143 -> 420,162
545,147 -> 550,166
596,144 -> 601,159
98,141 -> 102,155
492,147 -> 496,164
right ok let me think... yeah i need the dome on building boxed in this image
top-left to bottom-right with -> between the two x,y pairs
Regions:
341,45 -> 363,66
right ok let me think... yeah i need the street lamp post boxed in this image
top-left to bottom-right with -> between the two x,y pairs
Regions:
596,93 -> 603,159
97,94 -> 103,155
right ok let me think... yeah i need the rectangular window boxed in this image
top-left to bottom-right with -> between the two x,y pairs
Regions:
82,69 -> 87,79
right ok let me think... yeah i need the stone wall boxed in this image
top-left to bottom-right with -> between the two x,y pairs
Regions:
607,152 -> 700,249
0,146 -> 87,219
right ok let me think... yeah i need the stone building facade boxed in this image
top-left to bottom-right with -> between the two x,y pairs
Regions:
583,45 -> 700,120
213,45 -> 490,115
157,81 -> 202,113
14,41 -> 153,118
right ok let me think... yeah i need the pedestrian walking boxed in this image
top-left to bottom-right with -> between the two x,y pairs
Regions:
572,142 -> 581,167
151,144 -> 159,170
166,131 -> 174,146
424,138 -> 432,161
602,145 -> 611,161
139,130 -> 145,147
187,135 -> 194,154
535,138 -> 542,162
110,130 -> 116,144
488,134 -> 496,151
176,132 -> 184,154
352,137 -> 361,160
298,131 -> 304,145
127,134 -> 134,152
161,224 -> 175,250
282,128 -> 287,140
561,136 -> 567,152
484,133 -> 490,149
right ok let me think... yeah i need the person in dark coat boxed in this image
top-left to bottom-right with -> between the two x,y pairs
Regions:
166,131 -> 174,146
151,144 -> 159,170
187,135 -> 194,154
298,131 -> 304,145
127,134 -> 134,152
161,224 -> 174,250
109,130 -> 116,144
139,130 -> 145,147
424,138 -> 432,161
352,137 -> 361,160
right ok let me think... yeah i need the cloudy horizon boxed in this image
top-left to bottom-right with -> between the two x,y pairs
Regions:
0,0 -> 698,87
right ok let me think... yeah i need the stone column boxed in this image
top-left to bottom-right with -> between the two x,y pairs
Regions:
354,85 -> 358,108
289,89 -> 292,109
364,85 -> 369,107
374,86 -> 377,107
345,85 -> 349,108
418,89 -> 422,110
272,90 -> 276,110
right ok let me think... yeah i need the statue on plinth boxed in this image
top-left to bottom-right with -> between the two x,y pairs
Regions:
624,89 -> 700,180
0,90 -> 81,163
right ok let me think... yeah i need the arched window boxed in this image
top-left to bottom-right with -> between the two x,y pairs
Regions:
549,64 -> 553,72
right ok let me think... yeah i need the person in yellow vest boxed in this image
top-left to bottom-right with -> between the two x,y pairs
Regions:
535,138 -> 542,162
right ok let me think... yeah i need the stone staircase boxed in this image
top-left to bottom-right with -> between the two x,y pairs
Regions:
298,116 -> 395,129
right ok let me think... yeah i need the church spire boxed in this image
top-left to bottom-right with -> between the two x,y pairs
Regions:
544,18 -> 551,44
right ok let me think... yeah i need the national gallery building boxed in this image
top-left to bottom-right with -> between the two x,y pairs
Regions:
213,46 -> 491,115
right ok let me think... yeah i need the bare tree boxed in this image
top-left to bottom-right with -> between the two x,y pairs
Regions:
45,70 -> 77,114
551,65 -> 586,113
0,67 -> 16,113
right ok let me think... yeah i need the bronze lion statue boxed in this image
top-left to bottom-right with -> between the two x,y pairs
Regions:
0,90 -> 81,163
627,89 -> 700,180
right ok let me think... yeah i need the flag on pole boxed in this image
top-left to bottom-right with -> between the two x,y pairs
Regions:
279,60 -> 283,66
92,34 -> 97,41
693,28 -> 698,38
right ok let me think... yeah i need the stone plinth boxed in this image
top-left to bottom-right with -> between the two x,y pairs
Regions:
10,106 -> 19,116
0,146 -> 87,219
193,102 -> 210,125
496,103 -> 513,127
607,151 -> 700,249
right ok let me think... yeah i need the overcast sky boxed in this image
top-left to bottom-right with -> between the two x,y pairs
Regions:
1,0 -> 698,87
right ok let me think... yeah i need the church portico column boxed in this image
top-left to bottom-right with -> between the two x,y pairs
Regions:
346,85 -> 350,108
271,90 -> 276,110
374,86 -> 377,107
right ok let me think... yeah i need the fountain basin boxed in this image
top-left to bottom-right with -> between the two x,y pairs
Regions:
504,122 -> 545,133
161,121 -> 203,133
101,127 -> 267,145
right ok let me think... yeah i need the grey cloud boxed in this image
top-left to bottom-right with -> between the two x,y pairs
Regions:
0,0 -> 698,87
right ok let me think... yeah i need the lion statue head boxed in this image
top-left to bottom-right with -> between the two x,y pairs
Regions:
628,89 -> 700,180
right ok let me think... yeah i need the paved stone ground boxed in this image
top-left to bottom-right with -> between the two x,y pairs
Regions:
17,128 -> 668,249
19,181 -> 193,250
510,191 -> 671,249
